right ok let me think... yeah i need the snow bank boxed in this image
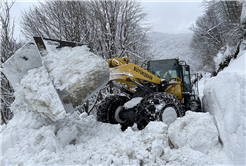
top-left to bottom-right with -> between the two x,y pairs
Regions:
1,110 -> 227,165
196,72 -> 211,100
203,52 -> 246,165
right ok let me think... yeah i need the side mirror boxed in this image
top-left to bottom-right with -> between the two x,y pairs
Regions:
185,65 -> 190,71
141,62 -> 147,68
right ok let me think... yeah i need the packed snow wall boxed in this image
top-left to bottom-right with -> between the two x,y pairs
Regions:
203,52 -> 246,165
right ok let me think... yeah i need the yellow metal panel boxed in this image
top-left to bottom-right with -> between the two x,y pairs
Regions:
107,57 -> 130,68
110,63 -> 161,84
165,78 -> 183,100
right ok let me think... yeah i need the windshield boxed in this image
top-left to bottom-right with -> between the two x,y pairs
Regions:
147,59 -> 180,79
181,65 -> 192,92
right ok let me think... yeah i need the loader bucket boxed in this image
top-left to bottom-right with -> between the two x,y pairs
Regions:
2,40 -> 43,90
2,37 -> 110,119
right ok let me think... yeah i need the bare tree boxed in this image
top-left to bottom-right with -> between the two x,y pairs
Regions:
21,1 -> 88,42
1,0 -> 19,124
86,0 -> 150,62
21,0 -> 150,62
1,1 -> 16,63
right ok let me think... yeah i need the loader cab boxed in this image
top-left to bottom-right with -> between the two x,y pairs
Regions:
147,59 -> 192,93
147,59 -> 181,80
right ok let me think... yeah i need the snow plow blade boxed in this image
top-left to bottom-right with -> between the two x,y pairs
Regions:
2,37 -> 110,120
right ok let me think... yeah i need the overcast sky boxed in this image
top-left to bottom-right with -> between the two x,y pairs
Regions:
10,0 -> 204,40
141,1 -> 203,34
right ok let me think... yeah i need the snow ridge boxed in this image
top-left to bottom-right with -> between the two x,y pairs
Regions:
1,111 -> 227,165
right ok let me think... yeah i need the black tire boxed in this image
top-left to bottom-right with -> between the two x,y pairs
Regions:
135,92 -> 185,130
97,95 -> 129,124
190,99 -> 202,112
121,120 -> 134,131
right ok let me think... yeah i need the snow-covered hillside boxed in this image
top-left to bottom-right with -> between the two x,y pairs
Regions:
1,34 -> 245,165
147,32 -> 197,71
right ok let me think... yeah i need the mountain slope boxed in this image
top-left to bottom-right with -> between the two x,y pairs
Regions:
147,32 -> 195,67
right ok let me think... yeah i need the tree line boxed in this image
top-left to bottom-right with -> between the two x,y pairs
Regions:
21,0 -> 150,62
189,1 -> 244,73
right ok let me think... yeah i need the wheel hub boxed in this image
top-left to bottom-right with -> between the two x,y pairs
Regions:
115,106 -> 127,123
161,107 -> 177,125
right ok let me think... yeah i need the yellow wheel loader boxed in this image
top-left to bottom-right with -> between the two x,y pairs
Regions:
2,37 -> 201,129
97,57 -> 201,130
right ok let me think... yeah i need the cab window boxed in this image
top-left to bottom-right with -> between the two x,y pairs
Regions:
147,59 -> 180,79
181,65 -> 192,92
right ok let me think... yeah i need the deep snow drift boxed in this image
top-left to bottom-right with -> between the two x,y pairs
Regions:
203,51 -> 246,165
1,110 -> 227,165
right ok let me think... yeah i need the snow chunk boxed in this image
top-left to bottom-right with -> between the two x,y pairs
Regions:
43,45 -> 110,107
123,97 -> 143,109
11,66 -> 66,121
168,111 -> 219,154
